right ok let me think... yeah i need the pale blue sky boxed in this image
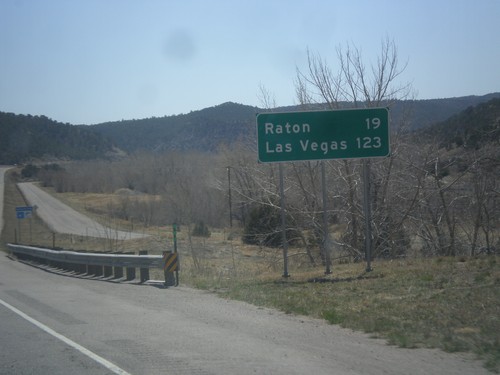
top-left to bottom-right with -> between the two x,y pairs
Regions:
1,0 -> 499,125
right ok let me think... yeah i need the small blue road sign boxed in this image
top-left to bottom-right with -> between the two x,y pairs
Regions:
16,206 -> 33,220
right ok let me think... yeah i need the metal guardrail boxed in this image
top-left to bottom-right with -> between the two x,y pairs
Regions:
6,243 -> 176,286
7,243 -> 163,267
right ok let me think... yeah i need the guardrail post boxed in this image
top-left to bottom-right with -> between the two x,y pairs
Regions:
104,265 -> 113,278
139,250 -> 150,283
126,267 -> 136,281
87,264 -> 93,275
95,265 -> 103,277
114,266 -> 123,279
76,263 -> 86,274
113,251 -> 125,279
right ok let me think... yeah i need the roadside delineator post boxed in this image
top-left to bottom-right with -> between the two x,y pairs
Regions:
173,223 -> 179,286
163,252 -> 178,287
163,224 -> 180,287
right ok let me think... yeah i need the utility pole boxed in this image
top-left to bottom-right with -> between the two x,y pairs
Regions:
227,166 -> 233,228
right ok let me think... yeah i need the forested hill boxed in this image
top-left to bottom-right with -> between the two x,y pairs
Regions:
91,102 -> 259,152
419,97 -> 500,149
0,112 -> 114,164
2,93 -> 499,164
91,94 -> 500,153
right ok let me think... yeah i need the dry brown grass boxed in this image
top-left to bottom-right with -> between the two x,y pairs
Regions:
2,169 -> 499,373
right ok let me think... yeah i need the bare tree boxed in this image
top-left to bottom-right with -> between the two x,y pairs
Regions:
467,148 -> 500,255
294,38 -> 413,260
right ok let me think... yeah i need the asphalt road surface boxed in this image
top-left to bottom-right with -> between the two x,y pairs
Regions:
0,166 -> 11,237
16,182 -> 146,239
0,254 -> 489,375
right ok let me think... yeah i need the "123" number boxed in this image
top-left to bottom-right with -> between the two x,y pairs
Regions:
356,136 -> 382,149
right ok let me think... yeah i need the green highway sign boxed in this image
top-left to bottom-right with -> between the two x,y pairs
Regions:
257,108 -> 390,163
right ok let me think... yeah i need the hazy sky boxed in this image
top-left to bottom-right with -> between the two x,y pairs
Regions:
1,0 -> 499,125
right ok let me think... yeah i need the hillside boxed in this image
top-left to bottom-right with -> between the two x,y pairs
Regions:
0,112 -> 115,164
399,93 -> 500,130
419,97 -> 500,149
2,93 -> 499,163
90,94 -> 500,153
89,102 -> 259,152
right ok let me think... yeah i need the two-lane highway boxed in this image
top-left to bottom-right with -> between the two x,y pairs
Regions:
1,167 -> 146,240
0,253 -> 489,375
17,182 -> 147,239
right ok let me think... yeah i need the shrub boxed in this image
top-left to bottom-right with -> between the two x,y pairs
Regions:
192,220 -> 211,237
242,203 -> 300,248
21,164 -> 39,178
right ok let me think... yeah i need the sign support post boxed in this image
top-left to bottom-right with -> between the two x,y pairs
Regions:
279,164 -> 289,278
363,160 -> 373,272
15,206 -> 34,245
257,108 -> 390,275
321,161 -> 332,274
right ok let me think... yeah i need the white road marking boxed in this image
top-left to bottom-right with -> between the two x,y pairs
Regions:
0,298 -> 132,375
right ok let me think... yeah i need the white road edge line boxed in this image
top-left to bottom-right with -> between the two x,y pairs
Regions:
0,298 -> 132,375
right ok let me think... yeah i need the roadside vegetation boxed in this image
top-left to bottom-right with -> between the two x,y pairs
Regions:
190,257 -> 499,373
2,169 -> 498,372
2,39 -> 498,372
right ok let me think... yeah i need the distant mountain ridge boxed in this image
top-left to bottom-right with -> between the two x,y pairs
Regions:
1,93 -> 499,164
90,93 -> 500,153
89,101 -> 258,153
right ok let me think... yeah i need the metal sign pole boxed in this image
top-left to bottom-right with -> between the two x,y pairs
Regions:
279,164 -> 289,278
322,161 -> 332,274
362,160 -> 373,272
17,218 -> 21,244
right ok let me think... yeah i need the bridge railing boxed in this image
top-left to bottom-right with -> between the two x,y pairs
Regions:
6,243 -> 175,286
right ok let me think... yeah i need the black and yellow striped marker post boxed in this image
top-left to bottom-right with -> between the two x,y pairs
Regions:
173,223 -> 179,286
163,252 -> 178,287
163,223 -> 180,287
163,252 -> 178,271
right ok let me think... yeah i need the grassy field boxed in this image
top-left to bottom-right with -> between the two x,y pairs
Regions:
180,254 -> 500,373
2,170 -> 499,373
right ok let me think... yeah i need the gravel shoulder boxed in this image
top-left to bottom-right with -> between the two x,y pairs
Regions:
0,254 -> 490,375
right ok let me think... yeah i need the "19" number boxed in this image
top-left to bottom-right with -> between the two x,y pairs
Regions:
366,117 -> 381,129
